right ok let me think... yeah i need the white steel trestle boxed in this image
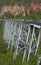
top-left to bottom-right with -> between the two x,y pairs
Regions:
3,20 -> 41,63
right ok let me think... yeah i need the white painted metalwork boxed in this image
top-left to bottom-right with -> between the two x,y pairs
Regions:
3,20 -> 41,63
13,23 -> 23,59
27,27 -> 35,61
23,25 -> 30,62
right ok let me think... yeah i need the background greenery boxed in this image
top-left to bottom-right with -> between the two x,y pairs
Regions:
0,0 -> 41,5
0,0 -> 41,21
0,11 -> 41,22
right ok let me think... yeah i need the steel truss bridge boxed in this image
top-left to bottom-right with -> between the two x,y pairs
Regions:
3,20 -> 41,65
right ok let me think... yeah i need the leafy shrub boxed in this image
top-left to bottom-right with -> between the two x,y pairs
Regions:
0,40 -> 7,53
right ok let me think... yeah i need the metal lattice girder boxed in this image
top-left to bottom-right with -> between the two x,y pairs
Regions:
3,20 -> 15,49
22,25 -> 31,62
10,22 -> 17,51
3,20 -> 12,43
3,20 -> 41,62
35,29 -> 41,55
27,27 -> 41,61
27,27 -> 35,61
13,22 -> 23,59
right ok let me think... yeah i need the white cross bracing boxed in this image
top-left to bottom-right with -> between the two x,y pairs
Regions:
3,20 -> 41,62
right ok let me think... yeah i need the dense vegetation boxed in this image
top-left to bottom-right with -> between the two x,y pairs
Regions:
0,0 -> 41,5
0,0 -> 41,21
0,20 -> 41,65
0,10 -> 41,22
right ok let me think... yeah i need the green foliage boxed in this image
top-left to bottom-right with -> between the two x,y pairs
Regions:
0,0 -> 41,5
0,21 -> 4,38
15,14 -> 24,19
0,8 -> 41,21
0,40 -> 7,53
28,10 -> 40,21
0,0 -> 11,5
0,21 -> 7,53
37,10 -> 41,19
38,43 -> 41,54
28,54 -> 38,65
4,12 -> 24,19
